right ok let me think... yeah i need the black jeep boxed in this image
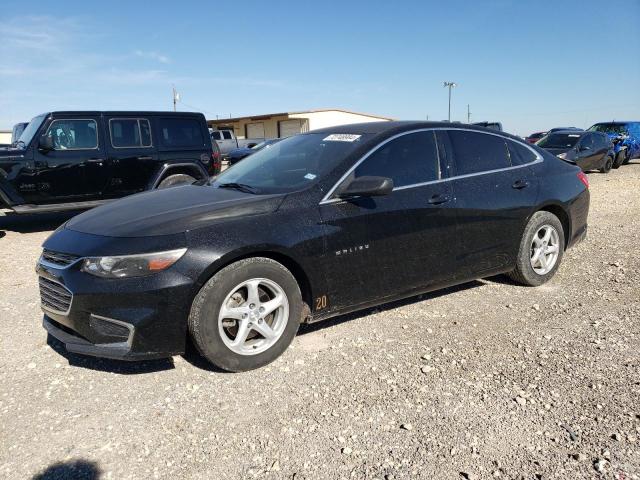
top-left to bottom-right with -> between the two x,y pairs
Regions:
0,111 -> 221,214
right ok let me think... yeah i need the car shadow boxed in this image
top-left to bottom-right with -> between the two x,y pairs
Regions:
180,337 -> 234,374
32,459 -> 100,480
299,280 -> 484,336
46,334 -> 175,375
0,211 -> 81,235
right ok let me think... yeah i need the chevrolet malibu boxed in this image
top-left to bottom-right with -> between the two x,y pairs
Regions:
37,122 -> 590,372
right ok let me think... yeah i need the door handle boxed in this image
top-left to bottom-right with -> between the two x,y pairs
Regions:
137,156 -> 152,160
512,179 -> 529,190
86,158 -> 104,164
428,194 -> 451,205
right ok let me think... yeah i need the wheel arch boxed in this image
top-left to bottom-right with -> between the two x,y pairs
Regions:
150,162 -> 208,189
194,249 -> 314,320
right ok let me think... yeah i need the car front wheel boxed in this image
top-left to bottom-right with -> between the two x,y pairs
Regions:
613,151 -> 626,169
508,211 -> 565,286
158,173 -> 197,189
600,155 -> 613,173
188,257 -> 302,372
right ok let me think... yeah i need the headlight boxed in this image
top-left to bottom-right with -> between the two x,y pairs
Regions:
81,248 -> 187,278
556,153 -> 567,159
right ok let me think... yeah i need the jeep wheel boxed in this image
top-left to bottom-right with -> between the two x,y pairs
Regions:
157,174 -> 196,189
599,155 -> 613,173
507,211 -> 565,287
188,257 -> 303,372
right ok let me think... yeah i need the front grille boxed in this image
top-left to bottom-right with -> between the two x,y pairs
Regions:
39,277 -> 73,314
41,249 -> 80,267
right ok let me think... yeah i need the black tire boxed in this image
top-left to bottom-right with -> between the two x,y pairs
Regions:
613,151 -> 625,169
157,173 -> 196,189
622,150 -> 631,165
599,155 -> 613,173
507,211 -> 565,287
188,257 -> 302,372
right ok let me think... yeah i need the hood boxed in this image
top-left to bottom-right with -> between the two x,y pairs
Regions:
65,184 -> 286,237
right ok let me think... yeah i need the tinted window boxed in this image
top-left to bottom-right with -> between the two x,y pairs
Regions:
45,119 -> 98,150
222,130 -> 233,140
211,131 -> 222,140
354,131 -> 440,187
159,118 -> 204,147
507,140 -> 537,165
110,119 -> 152,148
578,134 -> 594,150
588,123 -> 629,135
448,130 -> 509,175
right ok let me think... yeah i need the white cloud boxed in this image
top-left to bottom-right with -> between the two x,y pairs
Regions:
134,50 -> 171,64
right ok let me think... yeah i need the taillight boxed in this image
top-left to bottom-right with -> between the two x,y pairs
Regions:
577,171 -> 589,189
212,151 -> 221,171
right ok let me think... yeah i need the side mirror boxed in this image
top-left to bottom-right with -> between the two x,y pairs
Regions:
337,176 -> 394,199
38,135 -> 54,151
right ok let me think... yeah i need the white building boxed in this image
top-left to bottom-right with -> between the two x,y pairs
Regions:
208,108 -> 393,139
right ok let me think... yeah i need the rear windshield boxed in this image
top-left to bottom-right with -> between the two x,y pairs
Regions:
588,123 -> 629,135
158,117 -> 204,148
212,132 -> 368,194
536,133 -> 581,149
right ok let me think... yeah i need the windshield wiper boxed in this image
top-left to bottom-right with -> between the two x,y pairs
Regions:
217,182 -> 258,194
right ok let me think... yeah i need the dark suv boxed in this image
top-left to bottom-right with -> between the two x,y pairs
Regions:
0,111 -> 221,214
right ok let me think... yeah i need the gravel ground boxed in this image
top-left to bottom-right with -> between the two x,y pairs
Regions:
1,163 -> 639,480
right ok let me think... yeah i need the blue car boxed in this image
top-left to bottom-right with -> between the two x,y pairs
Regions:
588,121 -> 640,168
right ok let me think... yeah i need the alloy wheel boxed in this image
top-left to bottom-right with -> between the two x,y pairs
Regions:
530,225 -> 560,275
218,278 -> 289,355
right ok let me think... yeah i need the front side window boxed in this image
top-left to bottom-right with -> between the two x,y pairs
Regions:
110,119 -> 152,148
354,131 -> 440,187
45,119 -> 98,150
578,135 -> 594,150
448,130 -> 510,175
159,118 -> 204,147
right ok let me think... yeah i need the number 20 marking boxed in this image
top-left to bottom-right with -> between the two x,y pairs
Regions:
315,295 -> 328,310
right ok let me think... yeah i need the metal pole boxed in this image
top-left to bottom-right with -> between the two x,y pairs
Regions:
448,87 -> 452,122
467,104 -> 471,123
172,86 -> 176,112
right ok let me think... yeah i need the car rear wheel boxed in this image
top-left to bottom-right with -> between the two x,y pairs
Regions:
600,155 -> 613,173
157,173 -> 196,189
621,150 -> 631,165
188,257 -> 302,372
507,211 -> 565,287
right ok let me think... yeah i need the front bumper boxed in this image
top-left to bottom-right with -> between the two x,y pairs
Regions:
37,250 -> 196,362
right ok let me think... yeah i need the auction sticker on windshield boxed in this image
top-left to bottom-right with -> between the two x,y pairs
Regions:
323,134 -> 361,142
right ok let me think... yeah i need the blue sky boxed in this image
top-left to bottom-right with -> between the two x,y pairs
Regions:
1,0 -> 638,136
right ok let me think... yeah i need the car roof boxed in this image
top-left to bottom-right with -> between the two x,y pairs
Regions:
44,111 -> 204,117
309,120 -> 523,139
548,129 -> 586,135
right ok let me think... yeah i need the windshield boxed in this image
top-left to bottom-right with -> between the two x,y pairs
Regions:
212,133 -> 368,194
588,123 -> 628,135
536,133 -> 581,149
16,114 -> 46,148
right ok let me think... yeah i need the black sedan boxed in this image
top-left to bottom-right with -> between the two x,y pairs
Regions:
226,138 -> 282,165
38,122 -> 590,372
536,130 -> 614,173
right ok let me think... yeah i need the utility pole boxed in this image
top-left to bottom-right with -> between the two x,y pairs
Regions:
443,82 -> 457,122
467,104 -> 471,123
172,85 -> 180,112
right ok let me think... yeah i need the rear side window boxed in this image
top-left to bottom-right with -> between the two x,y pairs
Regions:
159,118 -> 204,147
45,119 -> 98,150
109,119 -> 152,148
579,134 -> 594,150
355,131 -> 440,188
507,140 -> 538,165
222,130 -> 233,140
448,130 -> 510,175
211,131 -> 222,140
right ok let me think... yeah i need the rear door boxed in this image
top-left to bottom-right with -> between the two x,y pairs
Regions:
443,129 -> 540,277
156,115 -> 210,177
32,116 -> 106,202
104,116 -> 157,197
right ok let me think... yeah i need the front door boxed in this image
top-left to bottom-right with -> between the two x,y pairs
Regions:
318,130 -> 459,312
32,116 -> 107,203
104,116 -> 157,197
